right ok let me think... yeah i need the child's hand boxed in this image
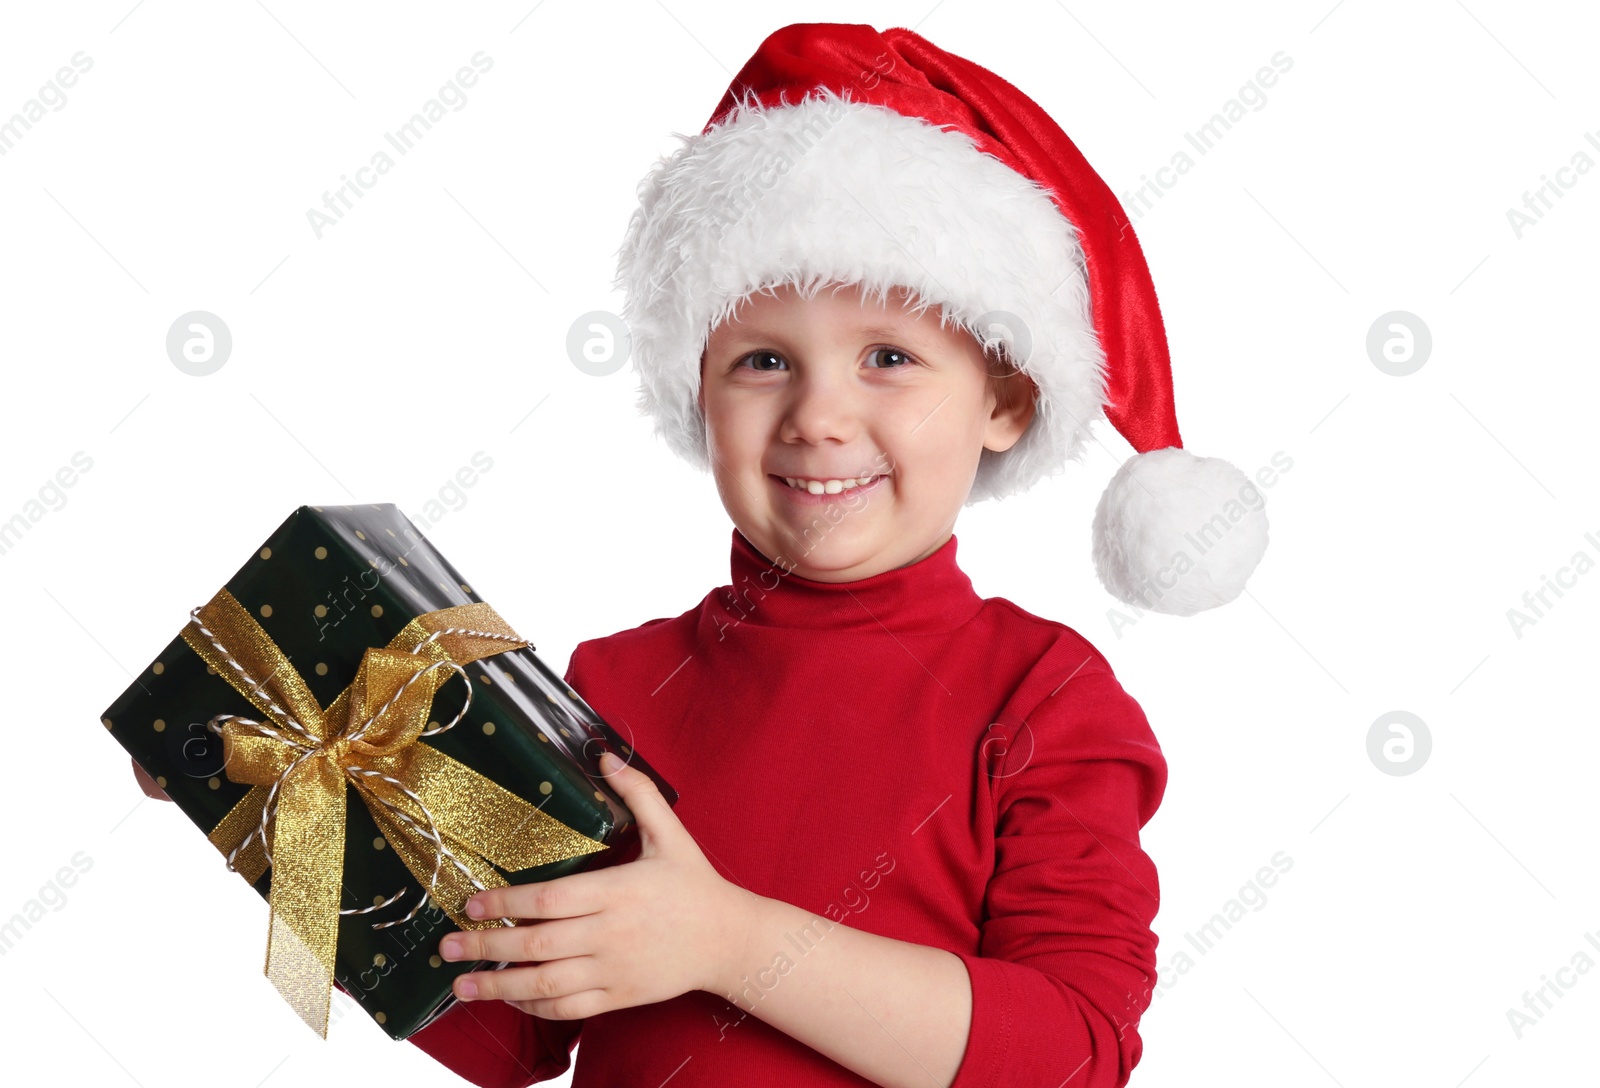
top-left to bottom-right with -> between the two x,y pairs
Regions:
437,750 -> 758,1019
131,757 -> 171,801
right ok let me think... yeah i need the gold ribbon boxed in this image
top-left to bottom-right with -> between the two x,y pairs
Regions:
180,586 -> 607,1038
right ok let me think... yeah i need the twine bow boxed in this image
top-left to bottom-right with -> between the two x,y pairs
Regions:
180,586 -> 607,1038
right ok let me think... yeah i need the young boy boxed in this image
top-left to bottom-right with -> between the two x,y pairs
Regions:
403,21 -> 1264,1088
137,21 -> 1267,1088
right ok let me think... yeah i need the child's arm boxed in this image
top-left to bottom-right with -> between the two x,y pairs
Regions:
709,893 -> 974,1088
704,661 -> 1166,1088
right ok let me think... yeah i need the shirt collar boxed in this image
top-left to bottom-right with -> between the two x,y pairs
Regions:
712,527 -> 985,635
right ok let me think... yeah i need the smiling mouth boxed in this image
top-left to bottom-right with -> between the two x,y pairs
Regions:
769,473 -> 888,497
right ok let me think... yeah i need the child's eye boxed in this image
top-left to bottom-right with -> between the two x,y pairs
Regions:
735,350 -> 787,372
732,347 -> 917,372
865,347 -> 917,369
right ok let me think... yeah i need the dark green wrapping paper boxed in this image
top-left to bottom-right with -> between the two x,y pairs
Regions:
100,503 -> 676,1039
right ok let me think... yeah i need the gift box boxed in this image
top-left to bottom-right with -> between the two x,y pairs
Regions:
100,503 -> 676,1041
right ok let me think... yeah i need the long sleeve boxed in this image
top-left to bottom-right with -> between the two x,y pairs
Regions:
949,661 -> 1167,1088
406,995 -> 581,1088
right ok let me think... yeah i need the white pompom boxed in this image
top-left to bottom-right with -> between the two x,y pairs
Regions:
1091,447 -> 1269,616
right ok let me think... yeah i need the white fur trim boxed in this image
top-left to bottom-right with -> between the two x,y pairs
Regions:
613,87 -> 1107,503
1092,447 -> 1269,615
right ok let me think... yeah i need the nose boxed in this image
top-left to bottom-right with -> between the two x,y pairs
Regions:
779,363 -> 861,447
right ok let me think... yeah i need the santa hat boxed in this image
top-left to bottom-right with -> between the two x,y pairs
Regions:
613,22 -> 1268,615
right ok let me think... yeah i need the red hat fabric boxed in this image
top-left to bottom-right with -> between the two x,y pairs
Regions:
706,22 -> 1183,456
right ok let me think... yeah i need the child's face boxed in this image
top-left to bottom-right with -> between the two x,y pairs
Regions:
698,282 -> 1036,582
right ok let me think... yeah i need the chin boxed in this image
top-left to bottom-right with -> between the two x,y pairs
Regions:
792,532 -> 897,578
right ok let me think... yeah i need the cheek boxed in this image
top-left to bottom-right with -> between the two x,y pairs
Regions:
879,408 -> 989,500
702,393 -> 768,462
883,396 -> 983,459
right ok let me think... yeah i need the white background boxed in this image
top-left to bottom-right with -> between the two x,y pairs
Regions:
1,1 -> 1595,1085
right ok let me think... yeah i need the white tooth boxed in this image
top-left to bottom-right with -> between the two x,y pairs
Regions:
781,475 -> 881,493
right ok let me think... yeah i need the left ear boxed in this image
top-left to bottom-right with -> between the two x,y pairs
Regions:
983,368 -> 1039,454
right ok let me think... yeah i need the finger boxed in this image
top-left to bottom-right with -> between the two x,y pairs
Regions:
439,915 -> 592,966
509,989 -> 611,1021
131,758 -> 171,801
455,957 -> 596,1007
597,749 -> 679,847
464,870 -> 609,924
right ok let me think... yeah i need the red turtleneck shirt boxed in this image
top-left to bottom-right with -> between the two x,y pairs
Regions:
408,528 -> 1167,1087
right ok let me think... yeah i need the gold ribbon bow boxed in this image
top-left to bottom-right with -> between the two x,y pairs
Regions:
180,586 -> 607,1038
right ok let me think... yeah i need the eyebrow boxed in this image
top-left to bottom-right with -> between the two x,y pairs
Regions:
712,323 -> 939,353
856,324 -> 931,344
